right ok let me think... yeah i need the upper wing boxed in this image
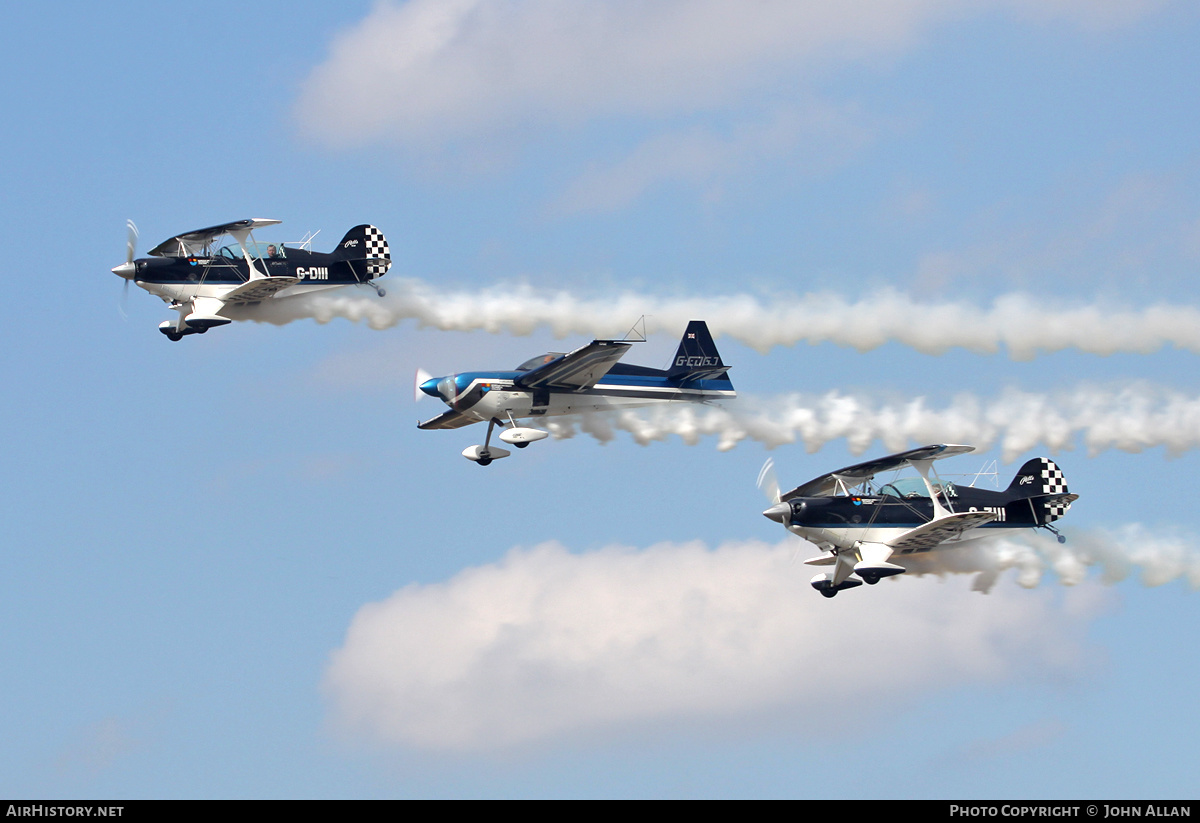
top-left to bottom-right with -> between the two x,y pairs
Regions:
887,510 -> 999,554
514,340 -> 633,391
148,218 -> 282,257
781,444 -> 975,500
417,409 -> 482,430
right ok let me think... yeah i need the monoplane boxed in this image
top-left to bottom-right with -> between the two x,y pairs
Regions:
758,444 -> 1078,597
112,219 -> 389,340
416,320 -> 734,465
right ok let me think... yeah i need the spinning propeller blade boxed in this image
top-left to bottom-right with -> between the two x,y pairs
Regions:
115,219 -> 139,317
414,368 -> 433,403
757,458 -> 781,505
125,219 -> 139,265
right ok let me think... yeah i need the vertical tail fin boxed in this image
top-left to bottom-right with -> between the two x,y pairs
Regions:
333,224 -> 391,280
666,320 -> 731,384
1006,457 -> 1074,523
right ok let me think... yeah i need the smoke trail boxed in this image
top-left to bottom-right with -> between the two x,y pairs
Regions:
904,526 -> 1200,593
242,279 -> 1200,359
537,383 -> 1200,461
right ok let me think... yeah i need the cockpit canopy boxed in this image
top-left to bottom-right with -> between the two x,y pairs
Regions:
516,353 -> 565,371
876,477 -> 958,499
216,241 -> 287,260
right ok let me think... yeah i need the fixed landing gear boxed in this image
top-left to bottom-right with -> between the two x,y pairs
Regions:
854,564 -> 905,586
810,573 -> 863,598
461,416 -> 549,465
158,316 -> 220,341
463,419 -> 511,466
1041,523 -> 1067,544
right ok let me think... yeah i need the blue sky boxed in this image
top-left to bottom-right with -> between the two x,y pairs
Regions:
4,0 -> 1200,798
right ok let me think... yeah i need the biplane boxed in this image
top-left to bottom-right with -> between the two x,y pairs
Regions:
758,444 -> 1078,597
416,320 -> 735,465
111,219 -> 389,340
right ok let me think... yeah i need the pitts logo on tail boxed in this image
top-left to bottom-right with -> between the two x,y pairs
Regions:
111,219 -> 391,340
759,445 -> 1079,598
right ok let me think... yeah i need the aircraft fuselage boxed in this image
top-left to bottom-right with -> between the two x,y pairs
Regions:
422,365 -> 736,426
130,246 -> 371,299
779,484 -> 1054,553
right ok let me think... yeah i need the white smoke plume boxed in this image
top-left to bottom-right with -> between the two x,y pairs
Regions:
324,527 -> 1195,752
905,525 -> 1200,593
540,383 -> 1200,461
244,280 -> 1200,359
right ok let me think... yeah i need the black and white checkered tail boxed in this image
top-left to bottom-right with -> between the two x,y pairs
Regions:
335,224 -> 391,280
1008,456 -> 1072,523
362,225 -> 390,278
1038,458 -> 1073,522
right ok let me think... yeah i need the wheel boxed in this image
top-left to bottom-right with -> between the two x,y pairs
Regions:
820,588 -> 838,598
477,457 -> 492,466
861,573 -> 880,585
514,442 -> 529,449
196,327 -> 208,334
166,332 -> 183,342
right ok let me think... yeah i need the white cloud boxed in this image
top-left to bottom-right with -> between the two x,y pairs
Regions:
324,537 -> 1110,752
552,100 -> 876,215
295,0 -> 1169,147
914,170 -> 1200,291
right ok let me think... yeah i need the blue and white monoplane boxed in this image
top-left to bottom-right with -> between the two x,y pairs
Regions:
416,320 -> 735,465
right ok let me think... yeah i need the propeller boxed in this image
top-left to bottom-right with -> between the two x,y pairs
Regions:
757,458 -> 781,505
758,458 -> 793,524
112,220 -> 139,315
125,219 -> 138,265
758,457 -> 803,566
414,368 -> 433,403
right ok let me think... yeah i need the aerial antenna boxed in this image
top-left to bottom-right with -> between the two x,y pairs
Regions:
290,229 -> 320,251
618,315 -> 648,342
965,459 -> 999,489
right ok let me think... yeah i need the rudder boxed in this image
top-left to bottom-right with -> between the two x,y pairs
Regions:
334,224 -> 391,280
666,320 -> 730,383
1006,457 -> 1073,523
